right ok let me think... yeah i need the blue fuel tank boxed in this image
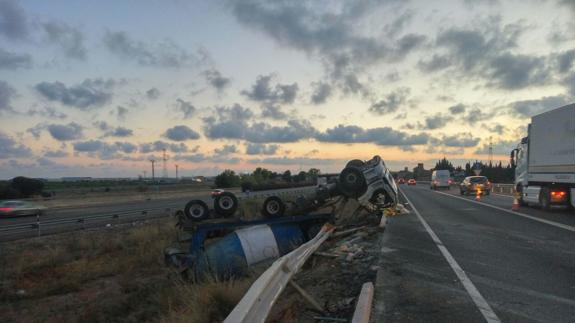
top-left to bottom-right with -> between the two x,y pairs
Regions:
190,223 -> 306,279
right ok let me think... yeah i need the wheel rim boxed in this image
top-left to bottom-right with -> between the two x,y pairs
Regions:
346,173 -> 357,184
189,205 -> 205,218
219,196 -> 233,210
266,201 -> 280,214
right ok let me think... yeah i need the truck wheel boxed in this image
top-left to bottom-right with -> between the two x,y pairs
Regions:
262,196 -> 285,218
184,200 -> 210,221
213,192 -> 238,217
339,167 -> 367,198
539,188 -> 551,211
346,159 -> 365,168
517,185 -> 528,206
460,189 -> 464,196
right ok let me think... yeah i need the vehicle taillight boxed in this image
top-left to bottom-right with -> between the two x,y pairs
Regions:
0,207 -> 13,212
550,191 -> 566,198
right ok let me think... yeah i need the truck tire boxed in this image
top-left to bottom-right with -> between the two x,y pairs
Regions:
262,196 -> 285,218
184,200 -> 210,221
539,187 -> 551,211
346,159 -> 365,168
516,185 -> 528,206
339,167 -> 367,198
213,192 -> 238,217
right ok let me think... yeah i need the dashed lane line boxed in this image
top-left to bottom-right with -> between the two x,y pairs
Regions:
400,188 -> 502,323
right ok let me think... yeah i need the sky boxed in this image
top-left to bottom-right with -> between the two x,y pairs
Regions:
1,0 -> 574,179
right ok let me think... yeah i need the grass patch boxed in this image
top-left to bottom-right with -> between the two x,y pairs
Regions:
0,220 -> 253,323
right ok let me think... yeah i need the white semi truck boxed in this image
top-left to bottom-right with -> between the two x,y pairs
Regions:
510,103 -> 575,210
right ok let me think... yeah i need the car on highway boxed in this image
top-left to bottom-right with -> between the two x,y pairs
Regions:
0,200 -> 46,217
431,170 -> 451,190
397,178 -> 406,184
211,189 -> 225,198
460,176 -> 492,195
407,179 -> 417,186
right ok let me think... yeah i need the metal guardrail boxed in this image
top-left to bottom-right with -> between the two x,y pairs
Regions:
0,206 -> 177,240
491,183 -> 514,195
224,223 -> 334,323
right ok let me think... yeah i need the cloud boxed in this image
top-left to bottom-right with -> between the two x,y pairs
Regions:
177,98 -> 196,119
261,104 -> 288,120
47,122 -> 83,141
508,95 -> 569,117
0,131 -> 32,158
448,103 -> 466,114
383,9 -> 414,38
439,133 -> 480,147
246,143 -> 279,155
35,78 -> 116,109
369,87 -> 410,115
204,107 -> 317,143
204,69 -> 231,92
242,74 -> 298,104
103,30 -> 201,68
164,125 -> 200,141
44,149 -> 68,158
420,113 -> 453,130
114,105 -> 128,121
427,19 -> 550,90
229,1 -> 421,80
42,21 -> 86,60
316,124 -> 430,146
146,87 -> 160,100
462,107 -> 496,124
248,157 -> 340,166
27,107 -> 67,119
74,140 -> 137,160
310,82 -> 332,105
139,141 -> 189,153
104,127 -> 133,138
557,49 -> 575,73
418,54 -> 452,72
564,71 -> 575,96
0,80 -> 16,113
487,53 -> 549,89
214,144 -> 237,156
0,0 -> 29,40
0,48 -> 31,69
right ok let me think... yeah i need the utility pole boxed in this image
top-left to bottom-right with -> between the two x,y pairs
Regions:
162,149 -> 168,179
488,136 -> 493,167
175,164 -> 179,180
149,159 -> 156,182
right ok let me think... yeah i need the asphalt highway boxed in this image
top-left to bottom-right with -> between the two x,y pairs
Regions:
376,183 -> 575,322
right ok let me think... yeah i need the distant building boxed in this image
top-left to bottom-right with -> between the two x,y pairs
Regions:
396,166 -> 413,180
413,163 -> 431,180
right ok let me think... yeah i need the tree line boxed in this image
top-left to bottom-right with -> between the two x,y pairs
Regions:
434,157 -> 515,183
215,167 -> 321,190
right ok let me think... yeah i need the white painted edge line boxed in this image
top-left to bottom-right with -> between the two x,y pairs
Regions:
431,189 -> 575,233
400,188 -> 501,323
490,193 -> 513,198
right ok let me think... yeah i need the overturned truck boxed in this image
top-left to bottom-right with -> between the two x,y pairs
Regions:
165,155 -> 398,280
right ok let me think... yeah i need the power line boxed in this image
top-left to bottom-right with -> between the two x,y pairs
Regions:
149,159 -> 156,182
162,149 -> 168,179
488,136 -> 493,166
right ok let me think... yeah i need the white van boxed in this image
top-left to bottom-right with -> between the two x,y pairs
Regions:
431,170 -> 451,190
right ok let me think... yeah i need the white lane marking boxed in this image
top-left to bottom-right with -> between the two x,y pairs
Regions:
490,193 -> 513,198
431,189 -> 575,233
400,188 -> 501,323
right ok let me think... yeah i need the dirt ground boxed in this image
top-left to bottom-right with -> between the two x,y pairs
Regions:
0,198 -> 385,323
